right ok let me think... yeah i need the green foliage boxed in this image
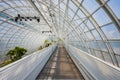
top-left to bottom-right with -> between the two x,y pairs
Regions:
6,50 -> 15,61
1,60 -> 13,67
44,40 -> 52,47
58,37 -> 62,41
38,39 -> 54,50
44,40 -> 49,43
38,46 -> 43,50
0,47 -> 27,67
6,47 -> 27,61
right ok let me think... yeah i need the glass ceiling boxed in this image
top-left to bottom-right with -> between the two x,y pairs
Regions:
0,0 -> 120,67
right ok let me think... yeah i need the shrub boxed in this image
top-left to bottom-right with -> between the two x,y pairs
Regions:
6,47 -> 27,61
1,59 -> 13,67
38,46 -> 43,50
44,39 -> 53,47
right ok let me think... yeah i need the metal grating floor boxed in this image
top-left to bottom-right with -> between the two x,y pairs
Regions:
36,45 -> 84,80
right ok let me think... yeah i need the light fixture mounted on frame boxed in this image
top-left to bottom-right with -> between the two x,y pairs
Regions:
15,14 -> 40,23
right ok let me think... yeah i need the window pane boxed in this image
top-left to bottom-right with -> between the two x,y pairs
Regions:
108,0 -> 120,18
92,30 -> 102,40
93,8 -> 112,26
110,41 -> 120,55
103,52 -> 113,64
116,55 -> 120,67
102,24 -> 120,39
94,50 -> 104,60
83,0 -> 99,13
69,1 -> 78,12
97,41 -> 108,51
86,20 -> 94,29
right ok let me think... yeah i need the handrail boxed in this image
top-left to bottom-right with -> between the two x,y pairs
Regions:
65,44 -> 120,80
0,43 -> 57,80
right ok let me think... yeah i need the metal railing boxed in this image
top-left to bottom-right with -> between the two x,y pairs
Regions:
0,44 -> 57,80
65,44 -> 120,80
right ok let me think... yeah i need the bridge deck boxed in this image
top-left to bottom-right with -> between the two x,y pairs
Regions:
36,45 -> 84,80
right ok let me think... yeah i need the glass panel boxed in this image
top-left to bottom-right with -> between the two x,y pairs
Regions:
110,41 -> 120,55
69,1 -> 78,12
93,8 -> 112,26
94,50 -> 104,60
68,9 -> 74,18
97,41 -> 108,51
82,0 -> 99,13
74,16 -> 82,24
0,2 -> 10,9
79,23 -> 86,32
0,6 -> 4,11
102,24 -> 120,39
84,26 -> 89,32
116,55 -> 120,67
86,32 -> 94,40
91,41 -> 99,49
0,41 -> 6,51
77,9 -> 86,18
108,0 -> 120,18
92,30 -> 102,40
60,3 -> 66,11
86,20 -> 94,29
77,0 -> 82,3
52,0 -> 58,4
14,1 -> 23,6
103,52 -> 113,64
6,1 -> 16,7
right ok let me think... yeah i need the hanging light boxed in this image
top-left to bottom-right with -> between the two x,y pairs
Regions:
21,17 -> 24,19
30,18 -> 32,21
15,17 -> 18,22
26,17 -> 29,19
18,14 -> 20,18
37,18 -> 40,22
20,18 -> 22,21
25,18 -> 27,21
34,16 -> 37,19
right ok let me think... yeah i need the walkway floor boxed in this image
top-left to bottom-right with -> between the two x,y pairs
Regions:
36,45 -> 84,80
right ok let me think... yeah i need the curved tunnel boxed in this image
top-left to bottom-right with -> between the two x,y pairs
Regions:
0,0 -> 120,79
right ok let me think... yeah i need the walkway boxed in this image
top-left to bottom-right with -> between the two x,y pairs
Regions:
36,45 -> 84,80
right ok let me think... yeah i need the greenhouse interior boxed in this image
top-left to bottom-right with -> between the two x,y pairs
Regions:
0,0 -> 120,80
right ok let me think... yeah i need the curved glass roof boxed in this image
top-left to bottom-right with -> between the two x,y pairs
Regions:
0,0 -> 120,67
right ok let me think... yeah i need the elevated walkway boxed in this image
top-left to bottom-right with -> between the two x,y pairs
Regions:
36,45 -> 84,79
0,43 -> 120,80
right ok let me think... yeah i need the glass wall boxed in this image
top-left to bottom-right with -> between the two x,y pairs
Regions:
0,0 -> 120,67
0,0 -> 51,63
44,0 -> 120,67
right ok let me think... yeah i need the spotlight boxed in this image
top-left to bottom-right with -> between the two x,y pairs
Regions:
34,16 -> 37,19
18,14 -> 20,18
25,18 -> 27,21
20,18 -> 22,21
30,18 -> 32,21
21,17 -> 24,19
26,17 -> 29,19
37,18 -> 40,22
50,13 -> 52,17
15,17 -> 18,22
